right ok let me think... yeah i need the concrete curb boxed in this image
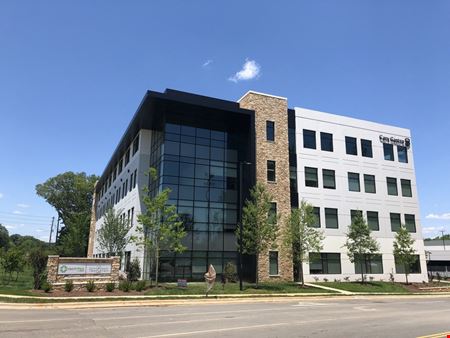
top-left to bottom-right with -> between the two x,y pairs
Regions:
1,293 -> 450,310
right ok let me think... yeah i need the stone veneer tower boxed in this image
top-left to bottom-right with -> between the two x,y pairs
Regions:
239,91 -> 293,282
87,181 -> 98,258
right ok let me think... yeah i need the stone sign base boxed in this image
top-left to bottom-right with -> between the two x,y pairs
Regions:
47,255 -> 120,291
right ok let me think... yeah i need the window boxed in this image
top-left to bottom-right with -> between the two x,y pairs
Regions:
312,207 -> 321,228
405,214 -> 416,233
397,146 -> 408,163
361,139 -> 373,158
367,211 -> 379,231
267,160 -> 276,182
383,143 -> 394,161
401,179 -> 412,197
303,129 -> 316,149
132,134 -> 139,155
395,255 -> 421,274
129,173 -> 133,192
309,253 -> 341,274
133,169 -> 137,188
269,202 -> 277,223
266,121 -> 275,141
305,167 -> 318,187
320,132 -> 333,152
350,210 -> 362,223
355,254 -> 383,274
269,251 -> 278,275
364,174 -> 376,193
118,159 -> 123,174
348,172 -> 360,192
387,177 -> 398,196
390,213 -> 401,232
325,208 -> 339,229
130,207 -> 134,227
125,149 -> 130,165
322,169 -> 336,189
345,136 -> 357,155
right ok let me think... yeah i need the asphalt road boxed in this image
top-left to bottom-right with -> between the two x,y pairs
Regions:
0,296 -> 449,338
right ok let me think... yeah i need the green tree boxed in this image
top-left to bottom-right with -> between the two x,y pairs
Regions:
36,171 -> 98,256
134,168 -> 186,286
96,208 -> 131,257
237,183 -> 278,288
0,224 -> 9,252
283,200 -> 324,287
344,211 -> 380,284
393,225 -> 416,285
1,248 -> 26,282
28,246 -> 48,289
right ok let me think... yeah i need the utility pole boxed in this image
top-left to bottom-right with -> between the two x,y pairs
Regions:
48,217 -> 55,243
441,230 -> 446,250
55,216 -> 60,242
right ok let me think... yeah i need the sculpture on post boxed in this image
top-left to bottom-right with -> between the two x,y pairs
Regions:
204,264 -> 216,297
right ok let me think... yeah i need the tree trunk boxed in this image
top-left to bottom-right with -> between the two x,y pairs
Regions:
360,261 -> 364,284
404,264 -> 409,285
255,253 -> 259,288
155,248 -> 159,287
298,262 -> 304,287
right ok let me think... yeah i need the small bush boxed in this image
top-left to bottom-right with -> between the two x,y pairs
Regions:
86,280 -> 96,292
313,276 -> 319,282
127,258 -> 141,282
343,276 -> 350,282
119,280 -> 132,292
42,282 -> 53,293
323,278 -> 329,282
334,278 -> 341,283
437,272 -> 442,283
106,282 -> 115,292
134,280 -> 146,292
223,262 -> 237,283
64,280 -> 74,292
369,276 -> 374,282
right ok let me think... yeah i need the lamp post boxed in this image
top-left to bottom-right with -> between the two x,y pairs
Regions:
238,161 -> 252,291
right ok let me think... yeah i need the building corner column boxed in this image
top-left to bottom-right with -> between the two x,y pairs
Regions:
87,181 -> 98,258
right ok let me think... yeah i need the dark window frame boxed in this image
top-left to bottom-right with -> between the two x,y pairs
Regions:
266,121 -> 275,142
320,132 -> 333,152
322,169 -> 336,189
267,160 -> 276,182
345,136 -> 358,155
361,139 -> 373,158
303,129 -> 316,149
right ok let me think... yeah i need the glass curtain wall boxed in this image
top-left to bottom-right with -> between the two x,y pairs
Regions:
154,123 -> 239,281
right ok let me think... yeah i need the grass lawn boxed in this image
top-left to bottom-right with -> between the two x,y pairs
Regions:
316,281 -> 410,293
143,282 -> 335,295
0,268 -> 35,296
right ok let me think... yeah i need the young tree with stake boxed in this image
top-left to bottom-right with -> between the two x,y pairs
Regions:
96,207 -> 131,257
344,211 -> 380,284
283,200 -> 324,287
135,168 -> 186,286
393,224 -> 416,285
237,183 -> 278,288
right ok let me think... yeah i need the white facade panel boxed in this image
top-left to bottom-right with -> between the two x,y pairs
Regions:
294,107 -> 428,283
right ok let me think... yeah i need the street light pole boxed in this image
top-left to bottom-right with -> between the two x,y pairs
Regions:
441,230 -> 446,251
238,161 -> 251,291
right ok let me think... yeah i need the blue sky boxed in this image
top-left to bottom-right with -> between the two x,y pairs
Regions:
0,1 -> 449,241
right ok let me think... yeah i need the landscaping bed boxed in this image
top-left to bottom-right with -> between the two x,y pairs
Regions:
315,281 -> 411,293
402,282 -> 450,293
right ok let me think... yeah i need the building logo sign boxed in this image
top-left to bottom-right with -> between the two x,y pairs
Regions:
379,135 -> 411,149
57,262 -> 112,275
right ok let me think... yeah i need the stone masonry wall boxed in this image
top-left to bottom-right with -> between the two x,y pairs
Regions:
47,255 -> 120,291
239,92 -> 293,282
87,181 -> 98,258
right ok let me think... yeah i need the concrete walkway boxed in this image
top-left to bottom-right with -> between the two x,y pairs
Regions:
304,282 -> 353,294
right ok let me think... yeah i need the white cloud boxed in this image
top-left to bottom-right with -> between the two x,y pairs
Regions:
202,59 -> 213,68
17,203 -> 30,208
12,210 -> 24,215
425,213 -> 450,220
228,59 -> 261,83
4,225 -> 15,230
0,193 -> 3,199
36,229 -> 44,233
422,226 -> 445,234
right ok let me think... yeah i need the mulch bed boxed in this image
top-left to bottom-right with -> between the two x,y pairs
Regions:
31,289 -> 149,297
402,282 -> 450,293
